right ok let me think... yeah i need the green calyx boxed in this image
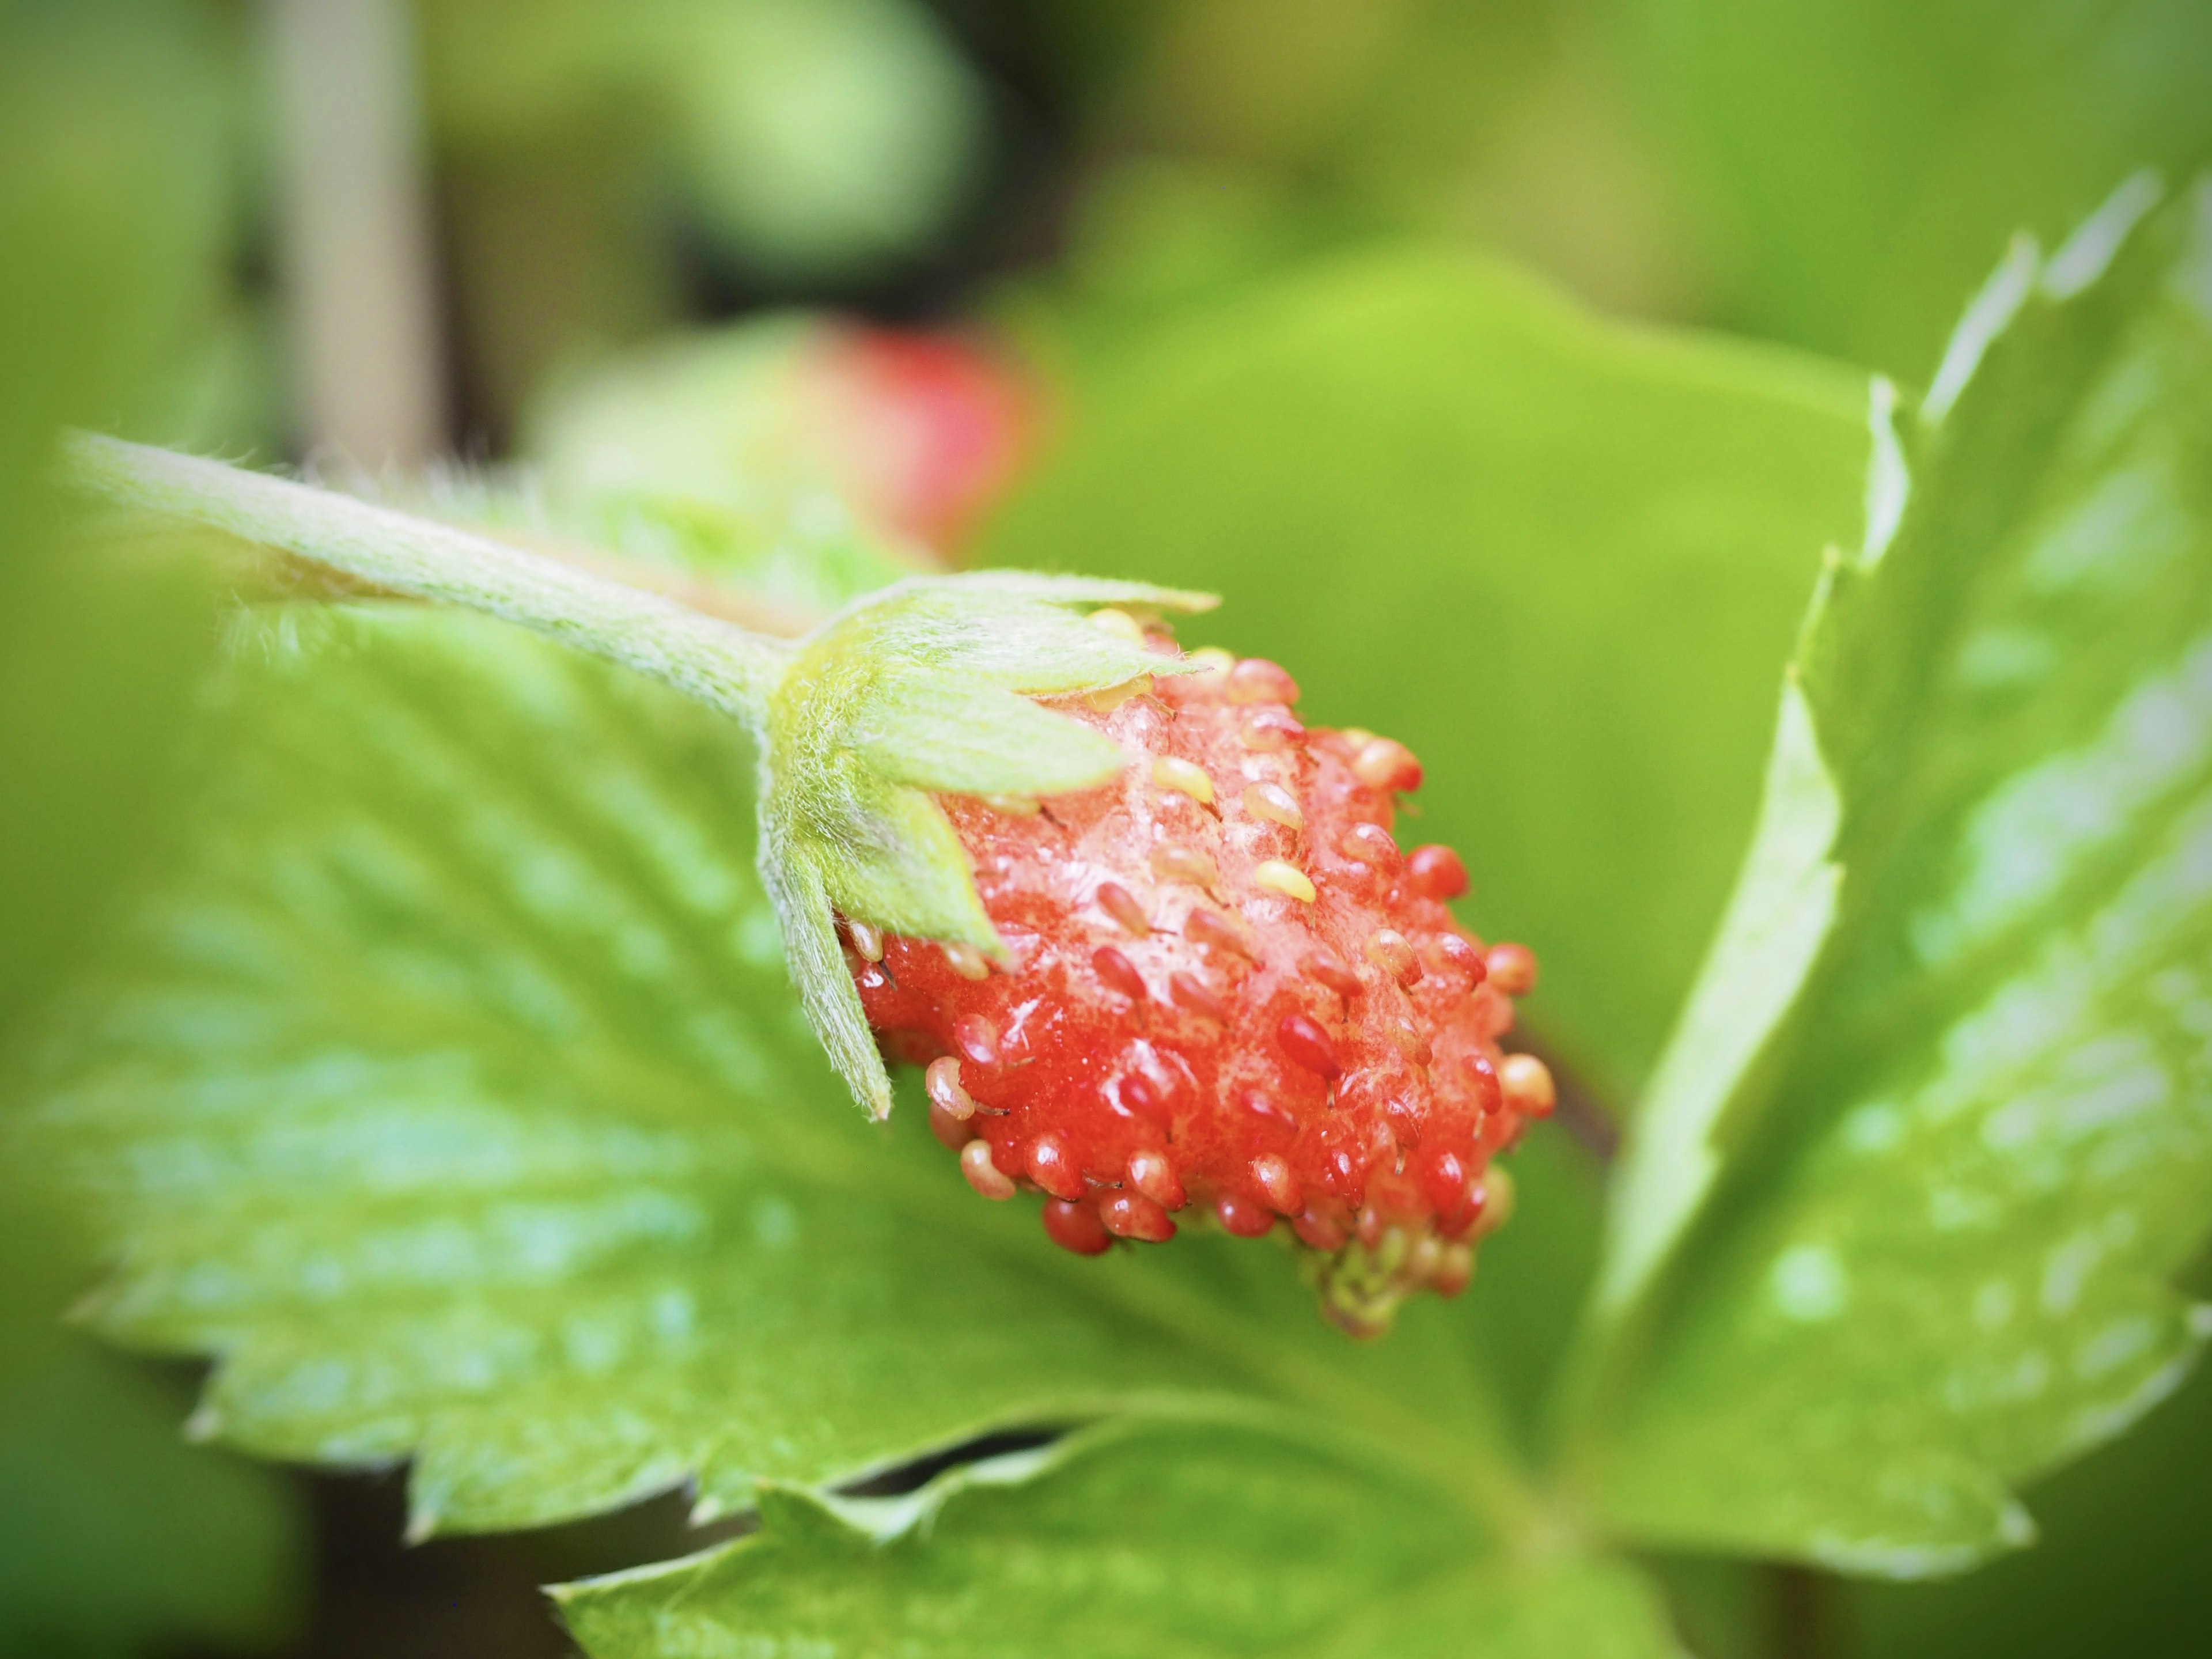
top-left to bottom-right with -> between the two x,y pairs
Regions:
757,573 -> 1216,1117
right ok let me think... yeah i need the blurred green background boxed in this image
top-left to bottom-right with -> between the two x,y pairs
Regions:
2,0 -> 2207,1654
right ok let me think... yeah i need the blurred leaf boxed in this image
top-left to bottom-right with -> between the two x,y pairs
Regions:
14,603 -> 1535,1541
1584,179 -> 2212,1571
1627,0 -> 2212,377
0,4 -> 300,1649
0,525 -> 220,1025
515,315 -> 1029,615
1843,1343 -> 2212,1658
419,0 -> 983,281
0,1184 -> 301,1659
556,1415 -> 1683,1659
1031,0 -> 1705,322
980,245 -> 1868,1103
1036,2 -> 2212,381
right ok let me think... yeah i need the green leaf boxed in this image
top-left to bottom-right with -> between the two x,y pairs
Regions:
1581,177 -> 2212,1571
1845,1351 -> 2212,1658
14,603 -> 1528,1544
422,0 -> 984,281
556,1414 -> 1684,1659
1624,0 -> 2212,378
980,244 -> 1870,1103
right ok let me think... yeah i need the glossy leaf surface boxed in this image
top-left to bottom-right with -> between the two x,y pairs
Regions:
1588,179 -> 2212,1573
559,1416 -> 1683,1659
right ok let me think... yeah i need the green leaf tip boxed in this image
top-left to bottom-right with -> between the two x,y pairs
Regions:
1582,173 -> 2212,1569
754,571 -> 1218,1116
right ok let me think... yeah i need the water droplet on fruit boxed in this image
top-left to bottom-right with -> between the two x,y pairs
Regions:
1321,1146 -> 1361,1198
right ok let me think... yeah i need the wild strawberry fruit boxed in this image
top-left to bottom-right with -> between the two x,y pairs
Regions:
847,616 -> 1546,1335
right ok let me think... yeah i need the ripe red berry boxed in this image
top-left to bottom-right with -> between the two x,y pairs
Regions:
851,635 -> 1540,1334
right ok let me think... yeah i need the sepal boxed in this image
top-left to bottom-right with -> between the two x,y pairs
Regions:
756,573 -> 1216,1114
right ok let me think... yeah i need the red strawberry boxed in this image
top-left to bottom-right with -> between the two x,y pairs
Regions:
845,616 -> 1549,1334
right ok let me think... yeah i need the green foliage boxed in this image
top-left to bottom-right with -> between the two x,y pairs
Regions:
0,1187 -> 301,1658
1844,1351 -> 2212,1656
559,1416 -> 1682,1659
982,245 -> 1869,1101
17,8 -> 2212,1631
1626,0 -> 2212,376
418,0 -> 983,280
0,8 -> 301,1651
1023,1 -> 2212,378
1581,179 -> 2212,1571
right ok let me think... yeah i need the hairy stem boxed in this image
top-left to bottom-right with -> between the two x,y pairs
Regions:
62,433 -> 794,730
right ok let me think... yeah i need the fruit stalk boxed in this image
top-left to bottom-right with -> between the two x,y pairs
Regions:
60,431 -> 795,730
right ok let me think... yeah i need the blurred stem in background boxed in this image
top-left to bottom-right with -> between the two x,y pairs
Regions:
266,0 -> 449,463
